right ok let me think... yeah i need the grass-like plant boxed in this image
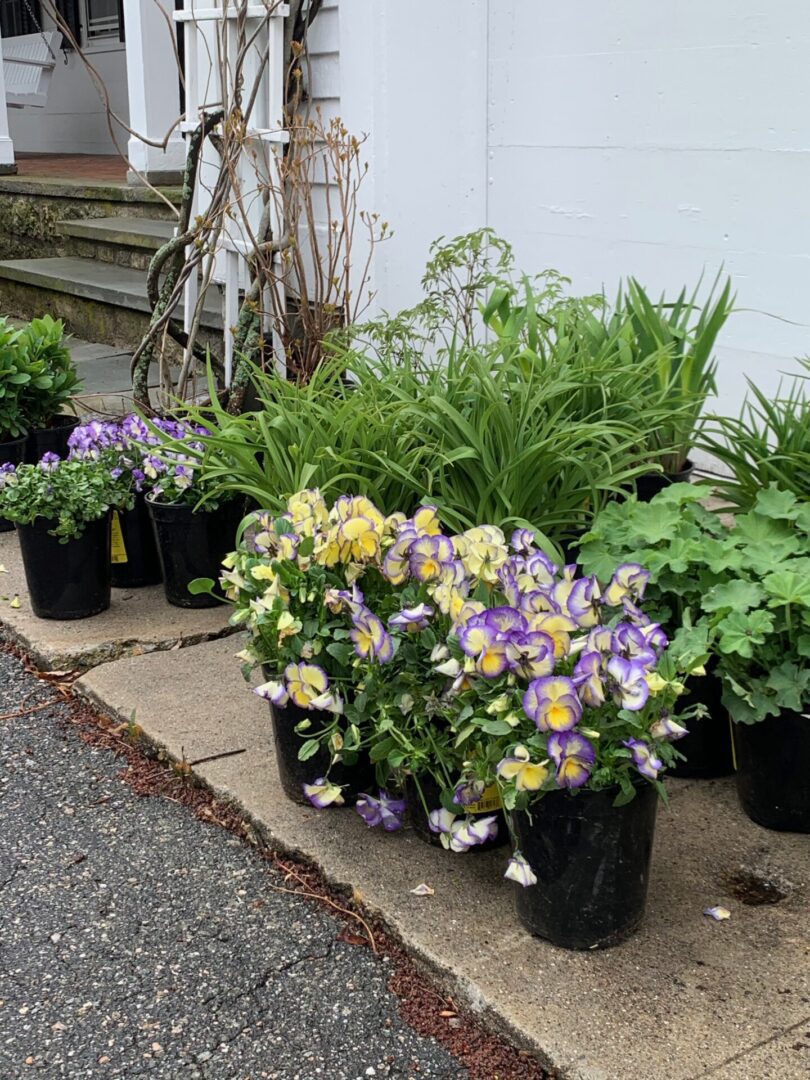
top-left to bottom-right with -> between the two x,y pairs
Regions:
699,360 -> 810,507
614,274 -> 734,474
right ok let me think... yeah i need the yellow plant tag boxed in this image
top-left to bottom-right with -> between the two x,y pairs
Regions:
466,784 -> 502,815
111,511 -> 128,564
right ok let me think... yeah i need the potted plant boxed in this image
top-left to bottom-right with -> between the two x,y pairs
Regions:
67,415 -> 162,589
578,484 -> 734,778
350,515 -> 693,948
0,318 -> 31,532
0,455 -> 129,619
197,490 -> 394,805
143,418 -> 245,609
18,316 -> 83,462
705,486 -> 810,832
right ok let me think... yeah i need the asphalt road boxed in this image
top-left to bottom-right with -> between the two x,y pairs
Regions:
0,646 -> 468,1080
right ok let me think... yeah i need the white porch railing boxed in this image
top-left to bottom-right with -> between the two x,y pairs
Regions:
173,0 -> 288,385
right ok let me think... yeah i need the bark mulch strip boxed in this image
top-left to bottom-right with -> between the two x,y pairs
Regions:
1,639 -> 552,1080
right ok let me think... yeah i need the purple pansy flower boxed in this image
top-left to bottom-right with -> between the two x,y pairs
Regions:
607,656 -> 651,711
623,738 -> 663,781
547,730 -> 596,789
355,790 -> 407,831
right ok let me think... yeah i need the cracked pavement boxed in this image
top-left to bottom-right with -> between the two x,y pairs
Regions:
0,647 -> 468,1079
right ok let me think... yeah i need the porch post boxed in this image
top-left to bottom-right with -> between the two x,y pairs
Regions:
0,27 -> 17,174
123,0 -> 185,185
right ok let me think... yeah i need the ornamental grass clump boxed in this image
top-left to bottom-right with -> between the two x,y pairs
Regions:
699,359 -> 810,507
214,488 -> 700,880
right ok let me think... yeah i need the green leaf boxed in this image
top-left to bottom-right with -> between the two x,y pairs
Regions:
717,609 -> 775,658
297,739 -> 322,761
325,642 -> 354,665
702,580 -> 764,614
188,576 -> 217,595
753,485 -> 800,521
762,570 -> 810,608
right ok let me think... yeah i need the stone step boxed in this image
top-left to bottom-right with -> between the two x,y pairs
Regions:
0,255 -> 223,351
57,216 -> 176,270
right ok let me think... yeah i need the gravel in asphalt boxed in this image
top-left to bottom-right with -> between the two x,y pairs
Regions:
0,646 -> 469,1080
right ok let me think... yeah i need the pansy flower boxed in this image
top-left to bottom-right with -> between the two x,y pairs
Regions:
302,777 -> 345,808
523,676 -> 582,732
504,852 -> 537,887
607,656 -> 651,711
355,790 -> 407,831
604,563 -> 651,607
389,603 -> 434,632
611,623 -> 657,667
452,778 -> 487,807
253,679 -> 289,706
510,528 -> 537,554
529,611 -> 577,660
623,738 -> 663,781
409,535 -> 455,583
496,745 -> 549,791
552,575 -> 601,628
573,650 -> 606,707
547,730 -> 596,788
650,713 -> 689,741
284,663 -> 331,709
350,607 -> 395,663
504,630 -> 555,680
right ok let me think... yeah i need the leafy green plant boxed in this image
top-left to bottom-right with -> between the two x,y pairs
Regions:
581,484 -> 810,724
18,316 -> 82,431
0,456 -> 129,540
0,318 -> 30,440
579,484 -> 725,652
699,360 -> 810,507
702,486 -> 810,722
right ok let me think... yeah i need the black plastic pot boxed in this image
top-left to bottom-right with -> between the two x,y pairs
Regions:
670,664 -> 734,779
147,496 -> 244,608
509,781 -> 658,949
16,512 -> 111,620
111,494 -> 163,589
267,695 -> 374,806
733,711 -> 810,833
25,414 -> 80,464
405,773 -> 508,851
0,433 -> 27,533
635,459 -> 694,503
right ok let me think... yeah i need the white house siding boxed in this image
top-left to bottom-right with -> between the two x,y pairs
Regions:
7,15 -> 129,155
337,0 -> 810,424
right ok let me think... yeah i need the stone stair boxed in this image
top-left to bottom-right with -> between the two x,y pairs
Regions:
0,216 -> 222,350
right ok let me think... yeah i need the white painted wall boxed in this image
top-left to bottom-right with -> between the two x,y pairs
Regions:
336,0 -> 810,423
7,16 -> 129,155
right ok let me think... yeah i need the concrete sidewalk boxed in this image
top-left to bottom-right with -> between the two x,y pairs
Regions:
1,533 -> 808,1080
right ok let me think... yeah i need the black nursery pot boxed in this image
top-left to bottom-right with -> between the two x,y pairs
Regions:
147,496 -> 244,608
16,512 -> 111,620
111,493 -> 163,589
733,711 -> 810,833
405,773 -> 508,851
635,459 -> 694,503
510,781 -> 658,950
266,695 -> 373,806
25,414 -> 80,464
0,433 -> 27,532
670,664 -> 734,779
